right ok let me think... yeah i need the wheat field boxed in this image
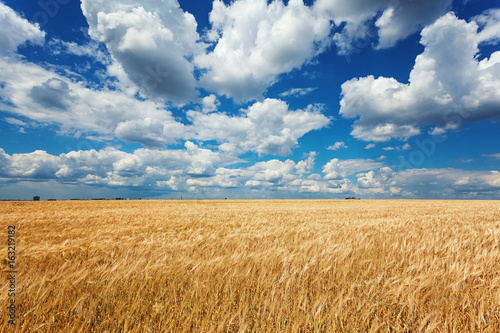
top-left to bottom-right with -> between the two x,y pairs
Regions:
1,199 -> 499,332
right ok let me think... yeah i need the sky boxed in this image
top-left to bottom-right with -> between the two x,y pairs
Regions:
0,0 -> 499,200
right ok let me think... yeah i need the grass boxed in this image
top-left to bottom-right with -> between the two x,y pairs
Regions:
1,199 -> 499,332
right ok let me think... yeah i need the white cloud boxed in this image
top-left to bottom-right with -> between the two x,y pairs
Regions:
1,150 -> 60,179
0,144 -> 317,194
327,141 -> 348,150
0,52 -> 329,154
114,117 -> 185,148
389,186 -> 402,194
187,98 -> 330,156
1,148 -> 499,199
156,176 -> 178,190
0,3 -> 331,157
186,169 -> 239,188
29,78 -> 78,110
375,0 -> 453,49
474,8 -> 500,44
350,123 -> 420,142
183,159 -> 500,198
322,158 -> 385,180
392,168 -> 500,197
50,39 -> 110,64
250,159 -> 297,183
201,94 -> 220,113
364,143 -> 376,149
189,153 -> 334,195
295,152 -> 317,174
314,0 -> 452,53
401,143 -> 411,150
381,143 -> 411,151
0,57 -> 182,144
428,126 -> 447,136
340,11 -> 500,142
195,0 -> 331,100
454,177 -> 470,186
279,87 -> 318,98
0,2 -> 45,55
0,142 -> 236,187
4,117 -> 28,127
356,170 -> 382,189
245,180 -> 261,187
81,0 -> 203,103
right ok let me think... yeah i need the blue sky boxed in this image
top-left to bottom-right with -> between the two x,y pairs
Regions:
0,0 -> 499,200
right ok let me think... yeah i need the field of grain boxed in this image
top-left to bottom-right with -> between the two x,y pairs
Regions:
1,199 -> 500,332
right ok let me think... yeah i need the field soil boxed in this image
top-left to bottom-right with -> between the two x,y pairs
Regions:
1,199 -> 500,332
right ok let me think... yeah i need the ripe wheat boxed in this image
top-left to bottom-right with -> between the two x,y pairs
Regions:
1,199 -> 499,332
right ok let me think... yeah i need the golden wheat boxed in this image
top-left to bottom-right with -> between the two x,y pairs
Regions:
1,199 -> 499,332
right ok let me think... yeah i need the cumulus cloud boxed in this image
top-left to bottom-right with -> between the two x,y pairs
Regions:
195,0 -> 331,100
0,0 -> 331,156
356,170 -> 382,189
190,154 -> 351,195
295,152 -> 317,174
114,117 -> 185,148
0,57 -> 181,142
76,0 -> 463,103
325,162 -> 500,198
250,159 -> 297,183
187,98 -> 330,156
0,150 -> 60,179
81,0 -> 202,103
0,51 -> 329,154
314,0 -> 452,53
201,94 -> 220,113
392,168 -> 500,198
1,147 -> 499,199
0,146 -> 324,197
29,78 -> 78,110
0,2 -> 45,55
327,141 -> 348,150
0,146 -> 316,194
322,158 -> 385,180
0,142 -> 235,186
340,11 -> 500,142
355,166 -> 394,194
